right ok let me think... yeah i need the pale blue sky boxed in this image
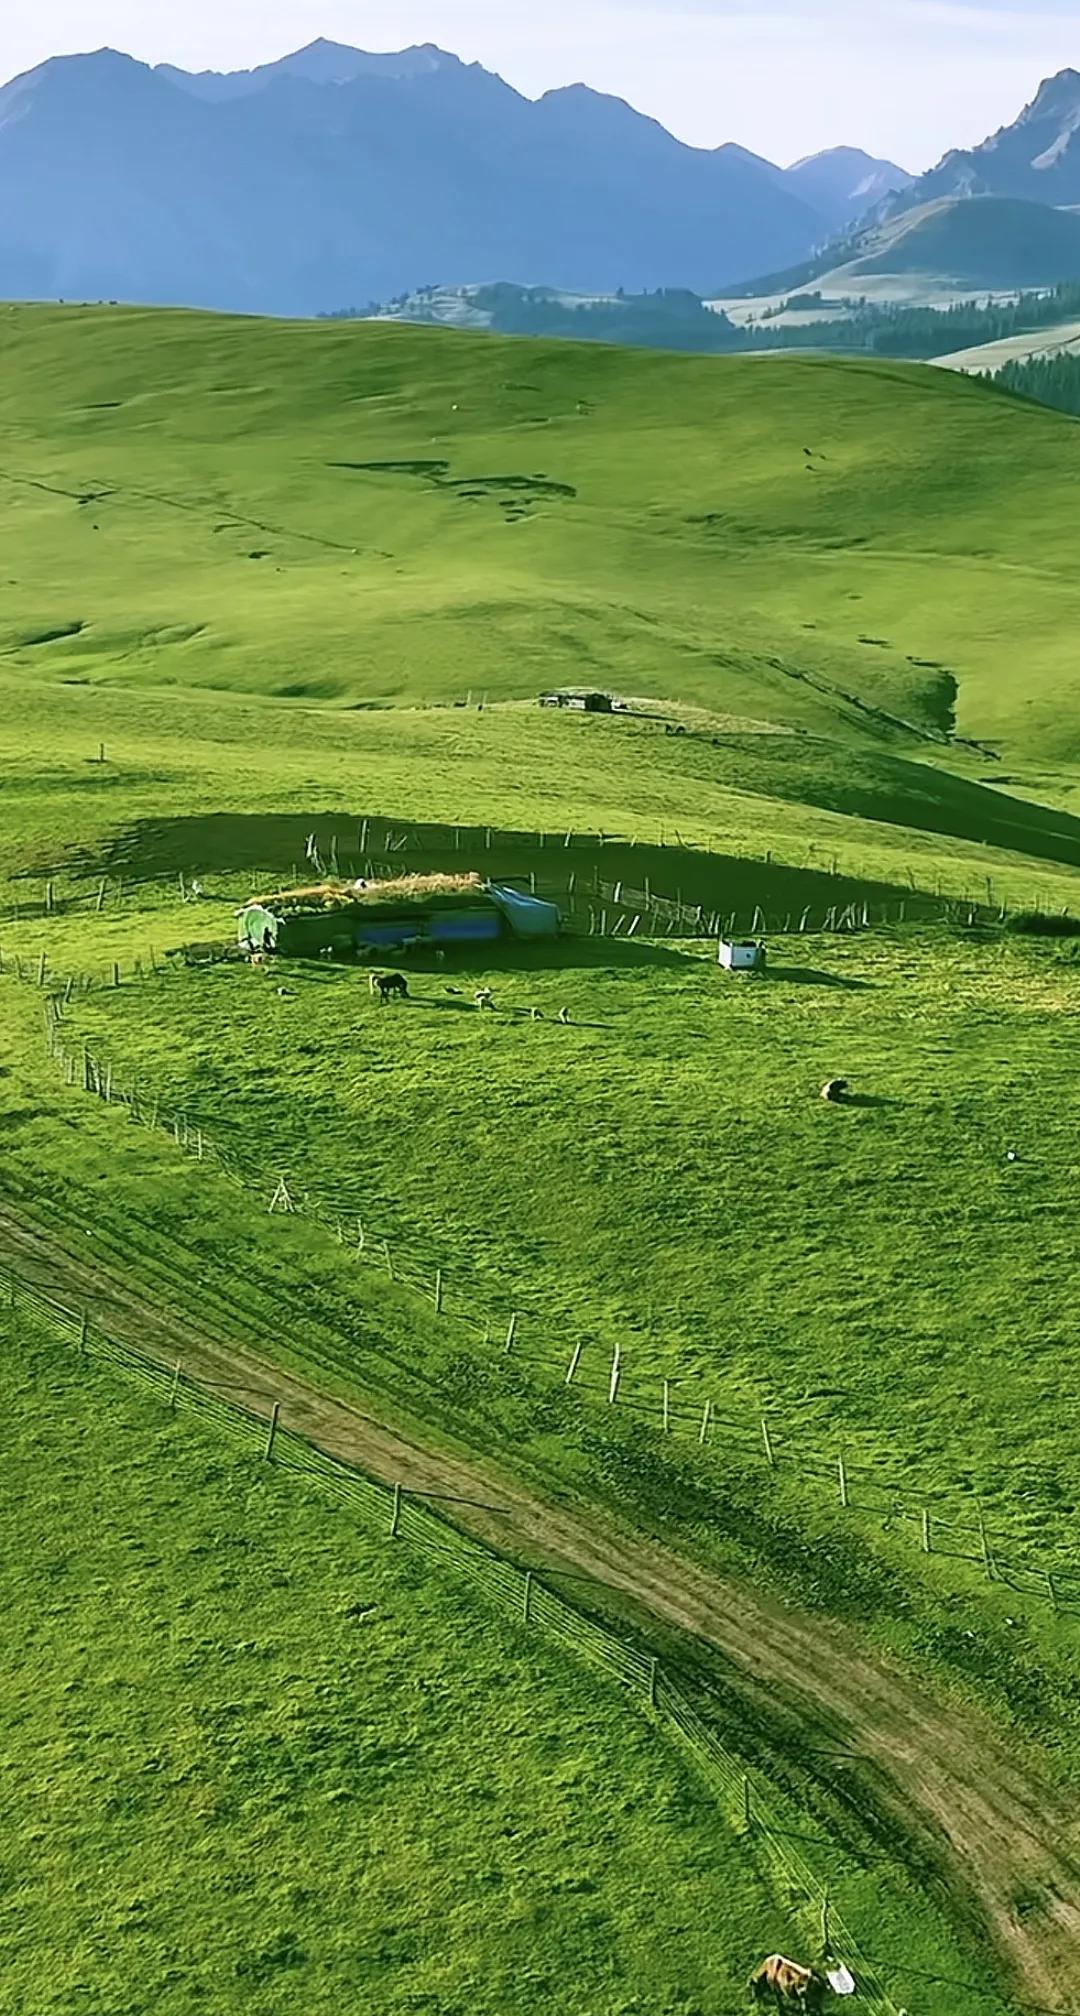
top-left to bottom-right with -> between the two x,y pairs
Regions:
3,1 -> 1076,168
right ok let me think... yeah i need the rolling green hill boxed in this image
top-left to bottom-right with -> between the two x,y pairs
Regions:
5,303 -> 1080,771
6,304 -> 1080,2014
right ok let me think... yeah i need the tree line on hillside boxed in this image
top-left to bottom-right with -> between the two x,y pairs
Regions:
747,282 -> 1080,358
470,285 -> 745,351
988,351 -> 1080,417
321,279 -> 1080,363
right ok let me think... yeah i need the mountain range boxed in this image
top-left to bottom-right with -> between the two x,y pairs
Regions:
0,39 -> 908,314
4,42 -> 1080,317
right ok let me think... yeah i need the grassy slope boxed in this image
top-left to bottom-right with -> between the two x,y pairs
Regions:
57,926 -> 1080,1587
5,306 -> 1080,2006
851,197 -> 1080,289
936,319 -> 1080,373
1,1313 -> 1000,2016
1,1312 -> 768,2016
4,303 -> 1080,765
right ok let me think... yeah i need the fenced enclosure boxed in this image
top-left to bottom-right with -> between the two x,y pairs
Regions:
5,805 -> 1066,937
0,1260 -> 902,2012
40,998 -> 1080,1627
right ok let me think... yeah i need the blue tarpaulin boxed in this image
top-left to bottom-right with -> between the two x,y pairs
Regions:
486,885 -> 561,940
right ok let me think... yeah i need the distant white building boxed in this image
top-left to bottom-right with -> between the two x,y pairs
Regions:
718,938 -> 766,973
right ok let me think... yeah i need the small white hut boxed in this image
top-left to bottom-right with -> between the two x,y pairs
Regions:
718,938 -> 766,973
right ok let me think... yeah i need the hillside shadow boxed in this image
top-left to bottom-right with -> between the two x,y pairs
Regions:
60,808 -> 954,925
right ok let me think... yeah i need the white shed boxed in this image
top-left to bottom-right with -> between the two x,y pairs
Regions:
718,938 -> 766,972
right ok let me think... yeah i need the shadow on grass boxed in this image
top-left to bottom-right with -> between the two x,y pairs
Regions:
769,965 -> 875,991
66,807 -> 956,916
275,938 -> 697,981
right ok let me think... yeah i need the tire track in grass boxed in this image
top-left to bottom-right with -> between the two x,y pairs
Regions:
0,1199 -> 1077,2012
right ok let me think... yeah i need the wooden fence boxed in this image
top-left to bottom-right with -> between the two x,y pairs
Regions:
41,998 -> 1080,1627
0,1260 -> 903,2013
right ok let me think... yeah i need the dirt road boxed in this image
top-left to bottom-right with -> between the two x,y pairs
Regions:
2,1201 -> 1078,2012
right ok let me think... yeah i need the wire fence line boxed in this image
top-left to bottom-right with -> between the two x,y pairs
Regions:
0,1259 -> 900,2014
0,870 -> 1034,998
39,997 -> 1080,1624
3,800 -> 1072,940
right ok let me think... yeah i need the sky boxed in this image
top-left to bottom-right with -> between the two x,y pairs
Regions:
1,0 -> 1077,169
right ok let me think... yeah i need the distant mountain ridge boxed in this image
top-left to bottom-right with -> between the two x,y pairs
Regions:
786,146 -> 912,228
0,39 -> 907,315
890,68 -> 1080,211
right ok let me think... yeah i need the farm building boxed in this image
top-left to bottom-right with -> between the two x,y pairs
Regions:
539,690 -> 614,713
242,874 -> 560,959
718,938 -> 766,973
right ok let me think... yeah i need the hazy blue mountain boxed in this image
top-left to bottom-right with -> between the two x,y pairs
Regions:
155,38 -> 459,100
0,42 -> 831,313
897,70 -> 1080,209
785,146 -> 913,228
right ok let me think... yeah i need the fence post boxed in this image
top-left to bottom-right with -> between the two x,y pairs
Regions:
111,961 -> 121,989
837,1452 -> 849,1509
921,1507 -> 932,1554
648,1656 -> 659,1708
608,1345 -> 621,1404
565,1341 -> 583,1386
821,1888 -> 831,1959
169,1360 -> 182,1409
662,1378 -> 670,1433
699,1398 -> 712,1445
505,1311 -> 519,1354
37,951 -> 46,987
434,1267 -> 444,1314
265,1402 -> 280,1461
523,1570 -> 534,1624
742,1774 -> 752,1830
390,1481 -> 402,1537
761,1418 -> 776,1468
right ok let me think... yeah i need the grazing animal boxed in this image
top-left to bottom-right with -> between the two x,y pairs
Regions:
821,1078 -> 849,1104
474,987 -> 495,1011
376,973 -> 409,1004
557,1006 -> 571,1025
748,1954 -> 827,2008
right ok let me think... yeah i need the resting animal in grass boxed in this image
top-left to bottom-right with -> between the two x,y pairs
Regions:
748,1954 -> 828,2008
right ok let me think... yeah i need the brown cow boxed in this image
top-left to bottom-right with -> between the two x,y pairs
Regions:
748,1954 -> 828,2009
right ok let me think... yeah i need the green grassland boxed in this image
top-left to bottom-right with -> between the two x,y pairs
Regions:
2,1311 -> 1005,2016
6,304 -> 1080,2010
6,914 -> 1080,1787
4,303 -> 1080,765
